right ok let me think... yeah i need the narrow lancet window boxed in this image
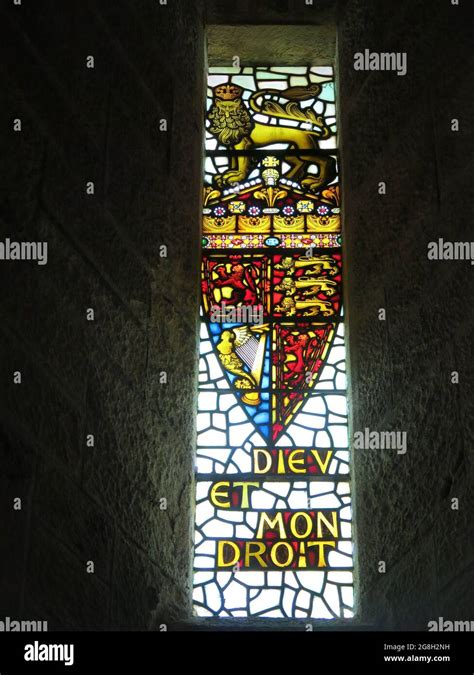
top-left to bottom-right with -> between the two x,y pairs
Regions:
193,64 -> 353,619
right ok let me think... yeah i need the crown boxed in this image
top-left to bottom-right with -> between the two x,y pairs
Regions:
213,83 -> 243,101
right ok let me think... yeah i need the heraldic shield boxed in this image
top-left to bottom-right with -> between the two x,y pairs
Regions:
201,248 -> 342,442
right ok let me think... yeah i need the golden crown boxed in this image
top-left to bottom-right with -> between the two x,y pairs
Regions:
213,84 -> 243,101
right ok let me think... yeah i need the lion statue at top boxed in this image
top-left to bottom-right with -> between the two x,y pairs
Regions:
208,82 -> 336,193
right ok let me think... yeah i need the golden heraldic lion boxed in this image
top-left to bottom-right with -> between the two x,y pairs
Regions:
208,82 -> 336,193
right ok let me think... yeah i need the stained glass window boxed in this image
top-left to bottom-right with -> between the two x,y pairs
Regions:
193,65 -> 354,619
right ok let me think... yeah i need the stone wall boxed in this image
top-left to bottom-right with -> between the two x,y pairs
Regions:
1,0 -> 204,630
0,0 -> 472,631
339,0 -> 474,630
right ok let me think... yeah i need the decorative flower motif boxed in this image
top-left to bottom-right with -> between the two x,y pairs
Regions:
282,205 -> 295,216
213,205 -> 226,217
264,236 -> 281,247
296,200 -> 314,213
248,205 -> 261,216
229,201 -> 245,214
317,205 -> 330,216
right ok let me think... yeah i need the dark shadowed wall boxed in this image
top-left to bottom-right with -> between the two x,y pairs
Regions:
1,0 -> 204,630
339,0 -> 474,630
